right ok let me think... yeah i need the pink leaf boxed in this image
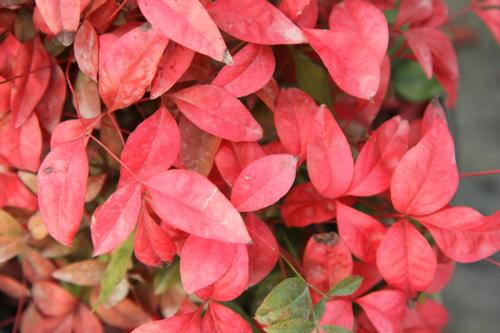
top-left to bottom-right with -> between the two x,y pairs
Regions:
201,302 -> 252,333
91,182 -> 142,255
37,139 -> 88,246
134,209 -> 176,267
131,311 -> 202,333
303,233 -> 353,293
274,87 -> 318,159
319,300 -> 354,331
170,84 -> 263,142
281,182 -> 338,227
390,117 -> 458,216
34,64 -> 66,133
150,42 -> 195,99
231,154 -> 297,212
245,214 -> 279,286
472,0 -> 500,45
336,202 -> 386,263
138,0 -> 231,64
395,0 -> 433,28
35,0 -> 80,45
307,105 -> 354,199
212,44 -> 275,97
99,23 -> 168,111
74,20 -> 99,81
32,281 -> 77,317
419,207 -> 500,263
180,235 -> 236,294
376,219 -> 437,293
356,290 -> 406,333
206,0 -> 307,45
119,106 -> 180,185
347,116 -> 409,196
147,169 -> 251,243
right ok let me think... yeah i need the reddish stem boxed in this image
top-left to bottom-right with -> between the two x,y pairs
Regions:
460,169 -> 500,178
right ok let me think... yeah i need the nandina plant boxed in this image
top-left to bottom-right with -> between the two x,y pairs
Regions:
0,0 -> 499,332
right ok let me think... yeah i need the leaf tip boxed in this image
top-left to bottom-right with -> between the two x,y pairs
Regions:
223,49 -> 234,65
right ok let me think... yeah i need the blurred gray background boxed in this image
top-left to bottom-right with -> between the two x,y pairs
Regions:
444,1 -> 500,332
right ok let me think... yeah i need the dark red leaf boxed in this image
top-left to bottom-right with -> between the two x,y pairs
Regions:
34,64 -> 66,133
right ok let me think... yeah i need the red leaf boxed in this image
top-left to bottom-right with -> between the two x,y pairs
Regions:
336,202 -> 386,263
0,274 -> 30,299
278,0 -> 312,20
274,87 -> 318,159
98,23 -> 168,111
390,117 -> 458,216
347,116 -> 409,196
169,84 -> 263,142
419,207 -> 500,263
50,119 -> 94,149
376,219 -> 437,293
197,244 -> 249,301
91,182 -> 142,255
201,302 -> 252,333
0,112 -> 42,172
134,209 -> 176,267
231,154 -> 297,212
351,261 -> 383,298
421,98 -> 447,133
176,115 -> 221,177
212,44 -> 275,97
10,37 -> 51,128
395,0 -> 433,28
0,171 -> 38,211
38,139 -> 88,246
404,27 -> 459,107
119,106 -> 180,184
355,290 -> 406,333
215,141 -> 266,187
138,0 -> 231,64
319,300 -> 354,331
281,182 -> 337,227
32,281 -> 78,316
131,311 -> 202,333
73,304 -> 104,333
303,232 -> 353,293
206,0 -> 306,45
180,235 -> 236,294
74,20 -> 99,81
150,42 -> 195,99
305,0 -> 388,99
245,214 -> 279,286
472,0 -> 500,44
0,75 -> 10,117
34,64 -> 66,133
35,0 -> 80,45
307,105 -> 354,199
425,256 -> 454,293
147,169 -> 251,243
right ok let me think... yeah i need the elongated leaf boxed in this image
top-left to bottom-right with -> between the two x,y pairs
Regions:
119,106 -> 180,184
91,182 -> 142,255
274,87 -> 318,159
170,84 -> 263,142
390,115 -> 458,216
255,277 -> 312,326
206,0 -> 306,45
150,42 -> 195,98
38,138 -> 88,246
180,235 -> 235,293
347,116 -> 409,196
73,304 -> 104,333
307,105 -> 354,199
231,154 -> 298,212
472,0 -> 500,44
32,281 -> 77,316
213,44 -> 275,97
52,259 -> 107,286
336,202 -> 386,263
138,0 -> 231,63
34,63 -> 66,134
147,169 -> 250,243
74,20 -> 99,81
99,23 -> 168,110
96,234 -> 134,308
293,52 -> 332,106
328,276 -> 363,297
35,0 -> 80,45
74,71 -> 101,119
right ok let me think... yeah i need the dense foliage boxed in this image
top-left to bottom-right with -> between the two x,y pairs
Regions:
0,0 -> 499,332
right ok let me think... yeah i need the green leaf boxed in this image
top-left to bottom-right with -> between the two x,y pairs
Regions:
95,233 -> 134,308
153,260 -> 180,295
394,60 -> 442,102
328,276 -> 363,297
255,277 -> 313,326
321,325 -> 353,333
293,53 -> 332,107
313,297 -> 327,323
264,318 -> 316,333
